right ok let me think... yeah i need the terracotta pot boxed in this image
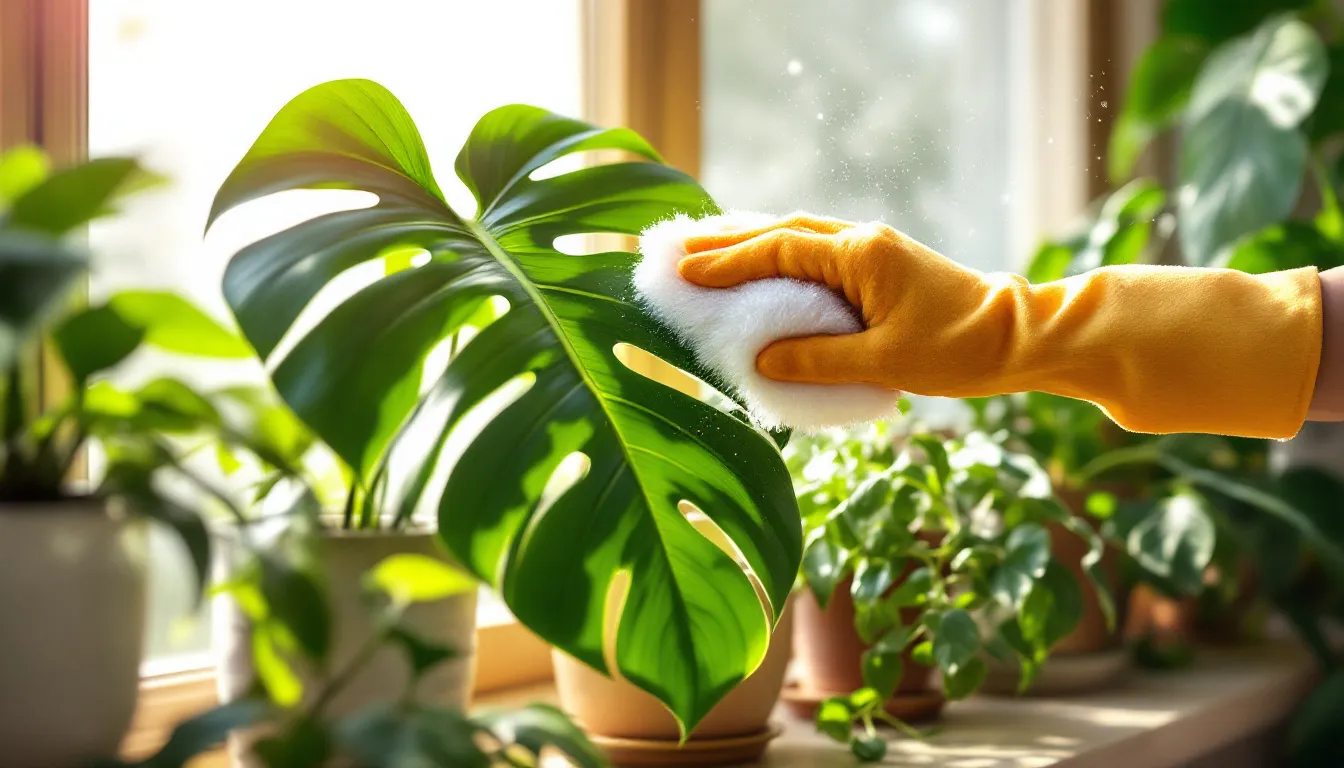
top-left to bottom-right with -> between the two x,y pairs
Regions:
215,523 -> 477,766
552,603 -> 793,741
792,579 -> 934,697
0,499 -> 147,768
1051,488 -> 1126,654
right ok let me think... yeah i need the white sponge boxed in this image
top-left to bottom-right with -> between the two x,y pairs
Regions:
634,212 -> 901,433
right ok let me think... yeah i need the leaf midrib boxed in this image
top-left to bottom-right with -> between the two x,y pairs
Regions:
461,215 -> 703,692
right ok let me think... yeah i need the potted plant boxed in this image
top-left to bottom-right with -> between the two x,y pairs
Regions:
205,78 -> 803,741
0,146 -> 277,768
207,419 -> 483,762
102,551 -> 606,768
549,516 -> 794,765
784,420 -> 1111,761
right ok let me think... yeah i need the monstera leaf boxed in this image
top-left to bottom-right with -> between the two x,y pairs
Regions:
208,79 -> 800,732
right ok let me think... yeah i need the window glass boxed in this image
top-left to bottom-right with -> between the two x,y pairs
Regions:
702,0 -> 1028,273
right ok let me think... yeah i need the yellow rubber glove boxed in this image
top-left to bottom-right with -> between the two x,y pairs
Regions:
678,214 -> 1323,439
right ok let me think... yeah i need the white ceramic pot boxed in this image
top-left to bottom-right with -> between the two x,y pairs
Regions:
214,525 -> 477,765
0,499 -> 147,768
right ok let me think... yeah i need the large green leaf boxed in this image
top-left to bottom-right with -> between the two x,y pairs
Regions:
1110,36 -> 1209,182
208,79 -> 799,732
1178,15 -> 1328,264
1162,0 -> 1310,45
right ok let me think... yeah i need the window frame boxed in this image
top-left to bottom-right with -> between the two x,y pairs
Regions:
3,0 -> 1136,758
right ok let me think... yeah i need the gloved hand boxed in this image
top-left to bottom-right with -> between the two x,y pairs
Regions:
678,214 -> 1323,439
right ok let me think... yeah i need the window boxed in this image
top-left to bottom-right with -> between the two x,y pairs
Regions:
702,0 -> 1039,425
702,0 -> 1034,274
86,0 -> 583,668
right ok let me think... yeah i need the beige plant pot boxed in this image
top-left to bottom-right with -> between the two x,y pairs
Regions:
0,499 -> 147,768
552,604 -> 793,742
214,524 -> 477,765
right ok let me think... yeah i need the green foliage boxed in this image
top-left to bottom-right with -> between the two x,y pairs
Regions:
789,425 -> 1106,753
1178,14 -> 1327,264
209,78 -> 799,734
1110,37 -> 1209,182
0,145 -> 302,602
1025,179 -> 1167,283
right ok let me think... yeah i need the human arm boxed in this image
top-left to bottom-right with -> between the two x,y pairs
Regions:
677,214 -> 1326,439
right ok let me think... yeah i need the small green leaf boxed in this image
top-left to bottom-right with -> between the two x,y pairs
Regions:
1128,492 -> 1216,596
1086,492 -> 1118,520
852,559 -> 895,603
53,305 -> 144,384
252,624 -> 303,708
136,378 -> 222,432
942,656 -> 988,700
846,687 -> 882,713
0,231 -> 87,369
0,144 -> 50,206
886,566 -> 933,609
932,609 -> 979,674
1034,560 -> 1085,650
108,291 -> 252,358
1220,222 -> 1344,274
912,435 -> 950,489
861,626 -> 909,699
990,523 -> 1051,609
910,639 -> 934,668
474,703 -> 605,768
260,557 -> 331,663
851,735 -> 888,762
802,538 -> 847,609
364,553 -> 476,604
7,156 -> 159,236
387,625 -> 458,680
815,697 -> 855,743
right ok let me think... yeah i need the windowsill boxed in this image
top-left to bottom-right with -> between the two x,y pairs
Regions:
478,638 -> 1318,768
127,635 -> 1319,767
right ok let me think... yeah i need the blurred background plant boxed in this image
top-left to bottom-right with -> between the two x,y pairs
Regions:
979,3 -> 1344,764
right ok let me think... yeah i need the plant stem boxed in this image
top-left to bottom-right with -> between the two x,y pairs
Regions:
159,442 -> 249,527
872,709 -> 930,740
306,612 -> 397,718
1073,442 -> 1163,484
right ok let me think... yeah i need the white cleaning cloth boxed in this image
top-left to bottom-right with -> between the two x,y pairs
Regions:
635,211 -> 902,432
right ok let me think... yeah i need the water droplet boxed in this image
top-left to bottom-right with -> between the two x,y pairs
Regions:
786,59 -> 803,76
816,112 -> 825,121
1100,100 -> 1109,108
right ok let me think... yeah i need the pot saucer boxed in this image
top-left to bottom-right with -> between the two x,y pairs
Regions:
587,722 -> 783,767
779,683 -> 945,723
980,646 -> 1130,696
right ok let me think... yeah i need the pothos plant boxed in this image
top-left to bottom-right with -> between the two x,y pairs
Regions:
0,144 -> 301,598
785,422 -> 1112,762
101,551 -> 605,768
206,79 -> 801,733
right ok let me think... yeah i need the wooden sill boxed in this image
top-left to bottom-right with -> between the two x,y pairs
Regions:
126,635 -> 1319,767
482,639 -> 1319,768
122,619 -> 553,761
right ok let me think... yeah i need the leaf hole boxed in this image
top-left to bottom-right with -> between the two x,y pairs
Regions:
679,500 -> 775,626
514,452 -> 592,561
601,569 -> 633,675
419,296 -> 511,394
384,370 -> 535,523
529,149 -> 629,181
553,232 -> 630,255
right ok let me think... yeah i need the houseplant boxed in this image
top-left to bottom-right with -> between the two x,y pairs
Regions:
785,420 -> 1112,761
102,551 -> 605,768
208,386 -> 481,743
206,78 -> 803,735
1029,5 -> 1344,760
0,145 -> 278,768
